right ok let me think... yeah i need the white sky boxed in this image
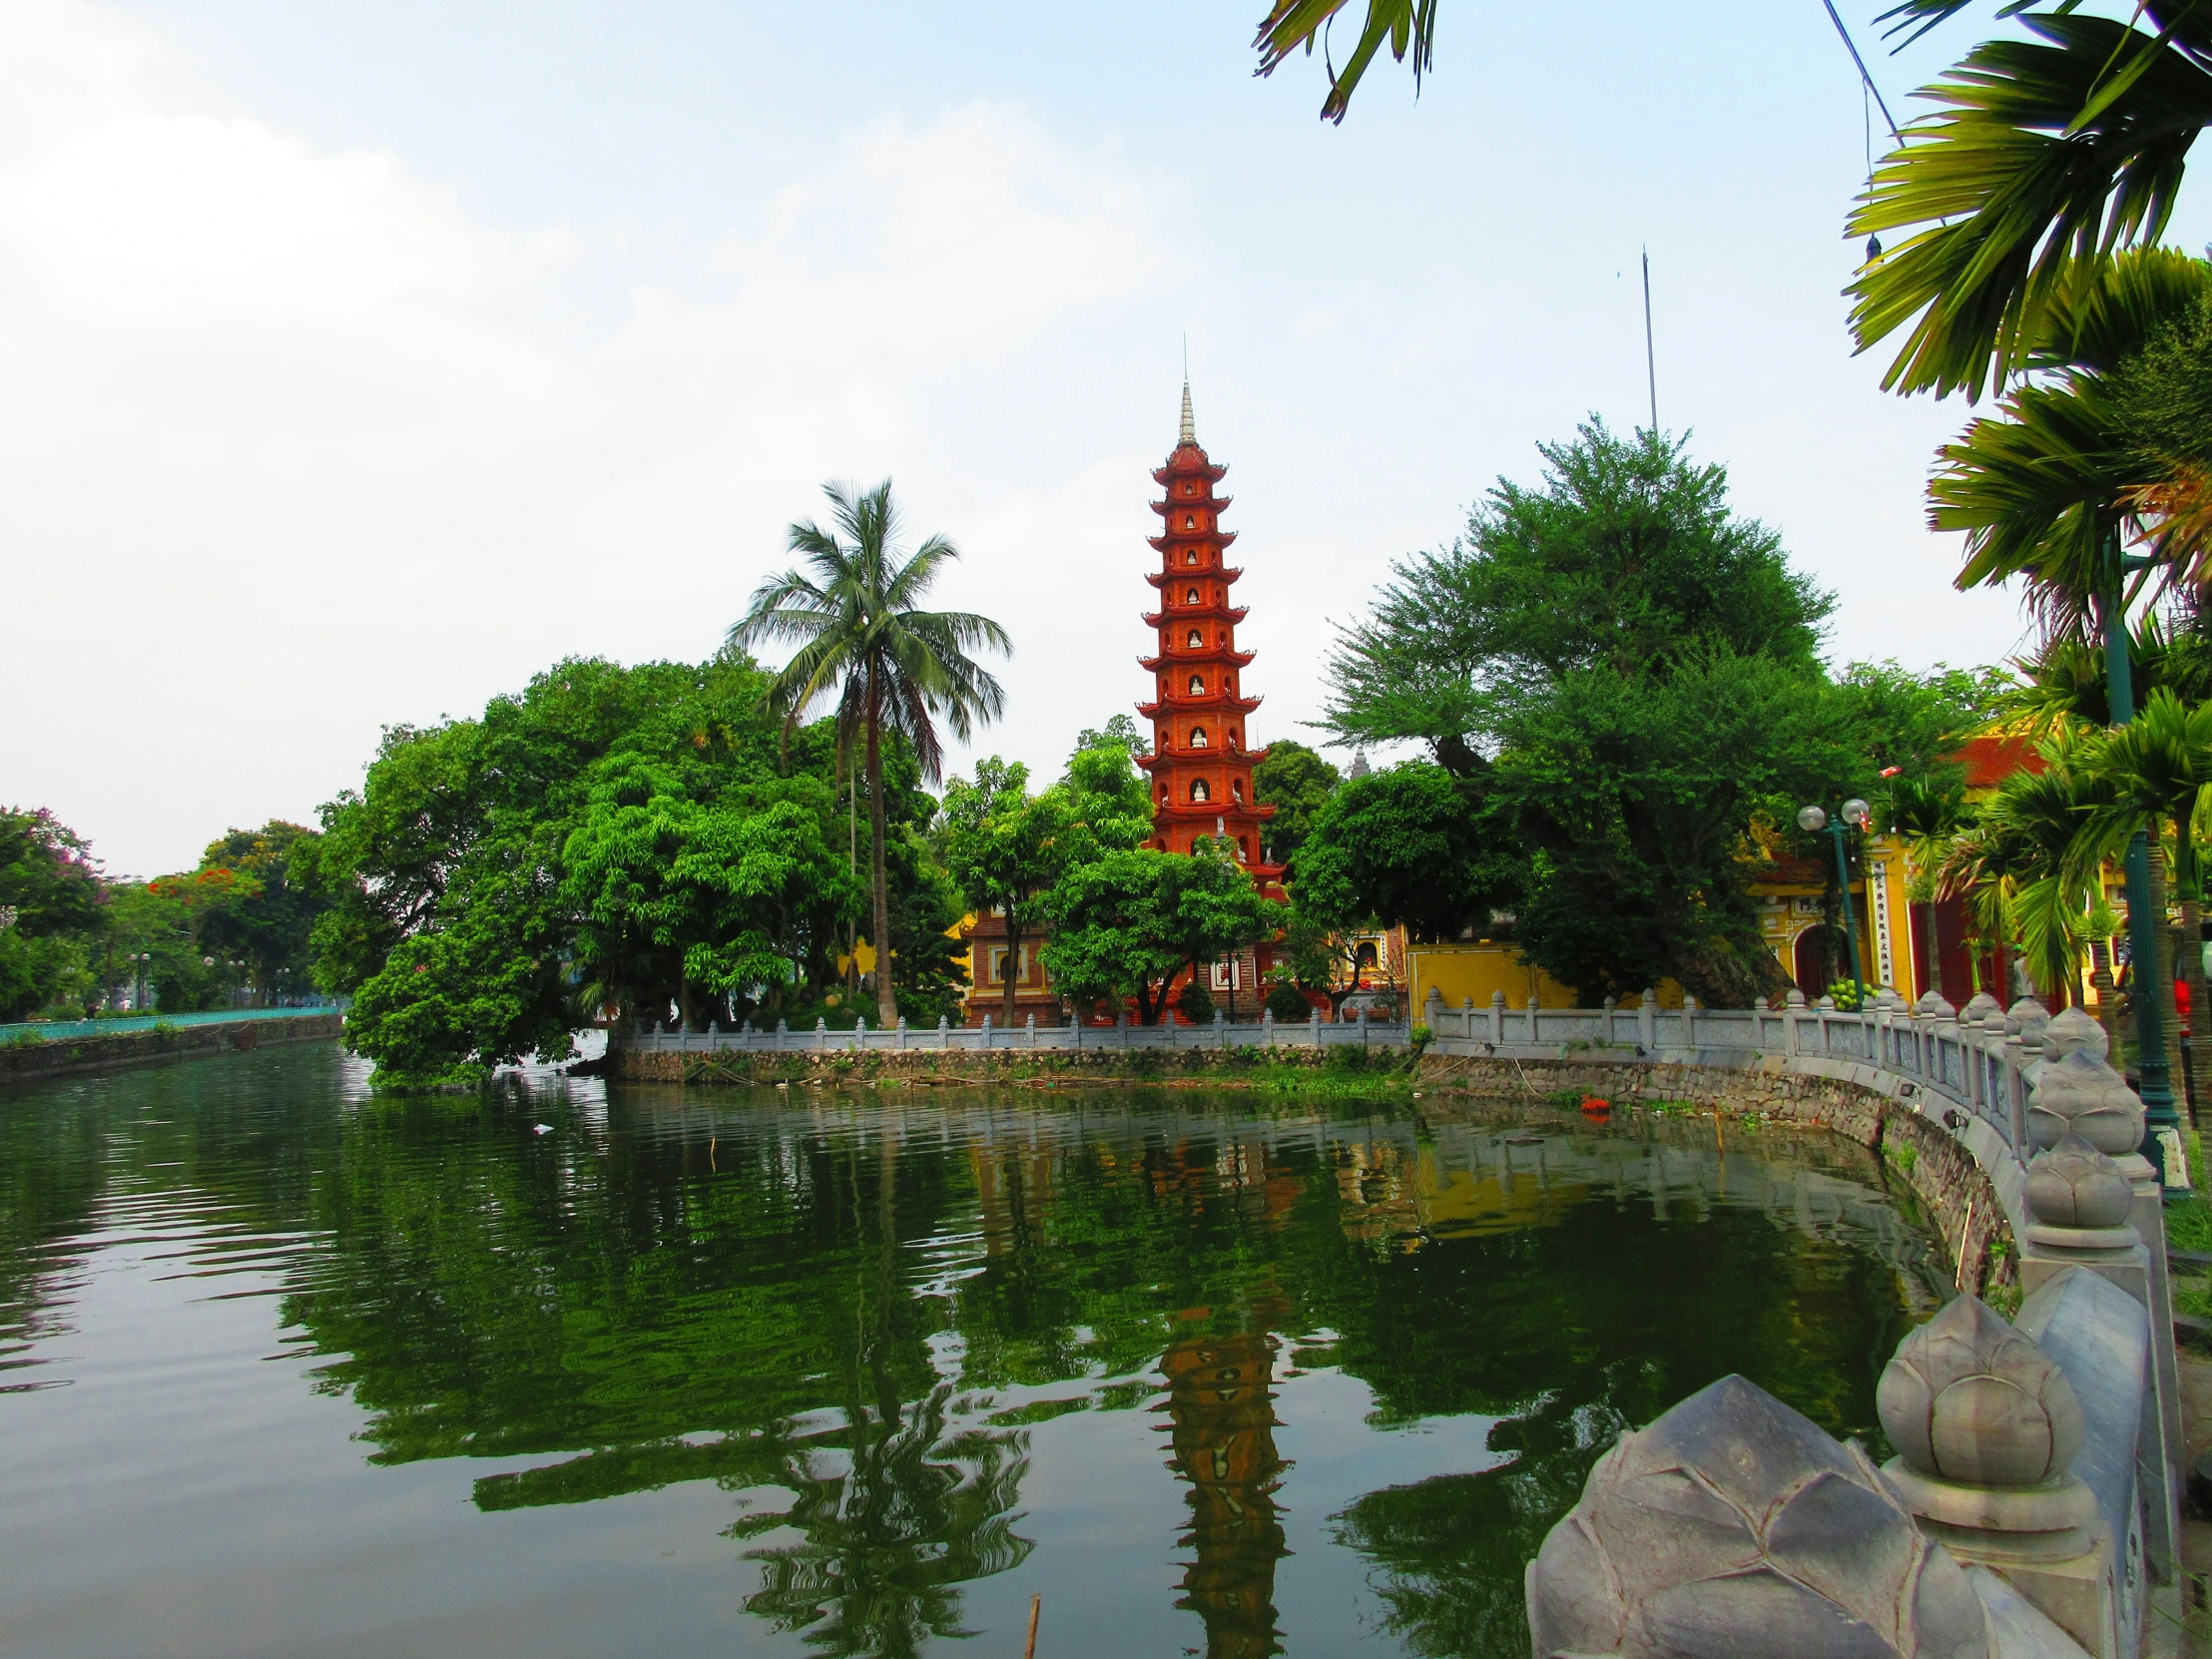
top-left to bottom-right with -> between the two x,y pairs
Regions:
8,0 -> 2202,878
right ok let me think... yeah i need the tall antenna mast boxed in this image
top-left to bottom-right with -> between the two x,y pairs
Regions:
1641,248 -> 1658,434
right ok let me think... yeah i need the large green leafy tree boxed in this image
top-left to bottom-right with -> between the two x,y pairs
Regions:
1251,740 -> 1341,865
731,480 -> 1009,1027
1321,423 -> 1845,1005
1039,840 -> 1278,1023
937,760 -> 1069,1026
192,822 -> 327,1005
312,654 -> 895,1087
1291,762 -> 1519,945
0,808 -> 105,1021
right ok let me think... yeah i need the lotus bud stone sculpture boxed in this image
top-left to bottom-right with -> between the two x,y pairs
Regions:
1877,1295 -> 2096,1568
2004,995 -> 2049,1040
2023,1133 -> 2137,1249
1525,1374 -> 1989,1658
1960,990 -> 2003,1029
1916,989 -> 1956,1021
2039,1006 -> 2108,1065
2026,1048 -> 2145,1157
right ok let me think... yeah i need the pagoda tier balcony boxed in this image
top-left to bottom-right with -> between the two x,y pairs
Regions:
1145,564 -> 1242,586
1138,648 -> 1256,673
1151,799 -> 1280,824
1150,495 -> 1233,519
1134,693 -> 1263,720
1137,741 -> 1272,770
1152,458 -> 1227,486
1147,530 -> 1239,553
1141,604 -> 1248,629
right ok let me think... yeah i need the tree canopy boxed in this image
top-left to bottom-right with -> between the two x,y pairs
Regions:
311,653 -> 964,1088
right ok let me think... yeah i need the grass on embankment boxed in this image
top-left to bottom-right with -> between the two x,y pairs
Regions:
626,1041 -> 1425,1095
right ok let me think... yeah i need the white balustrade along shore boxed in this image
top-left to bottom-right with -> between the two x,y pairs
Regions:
1420,984 -> 2054,1163
622,1009 -> 1410,1054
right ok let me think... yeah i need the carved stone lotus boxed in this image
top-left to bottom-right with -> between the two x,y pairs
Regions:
1915,989 -> 1956,1021
1525,1374 -> 1989,1659
2026,1048 -> 2145,1156
2024,1133 -> 2134,1232
1877,1296 -> 2082,1488
2003,995 -> 2049,1040
2039,1006 -> 2108,1065
1959,990 -> 2003,1028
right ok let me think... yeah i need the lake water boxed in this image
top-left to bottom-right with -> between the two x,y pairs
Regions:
0,1043 -> 1944,1659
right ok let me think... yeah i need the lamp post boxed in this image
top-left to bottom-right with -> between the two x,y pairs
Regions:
1798,799 -> 1871,1012
2099,529 -> 2182,1186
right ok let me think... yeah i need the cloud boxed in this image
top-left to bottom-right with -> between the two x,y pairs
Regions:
0,0 -> 1172,875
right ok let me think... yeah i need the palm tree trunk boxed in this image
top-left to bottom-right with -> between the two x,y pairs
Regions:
865,698 -> 897,1028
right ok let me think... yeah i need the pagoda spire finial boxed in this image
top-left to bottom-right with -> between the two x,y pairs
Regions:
1179,378 -> 1195,445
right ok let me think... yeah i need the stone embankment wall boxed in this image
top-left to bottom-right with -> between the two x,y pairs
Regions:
607,1040 -> 1399,1088
0,1014 -> 345,1088
1412,1053 -> 2016,1304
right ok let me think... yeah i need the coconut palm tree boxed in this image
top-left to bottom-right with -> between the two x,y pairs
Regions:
731,480 -> 1009,1026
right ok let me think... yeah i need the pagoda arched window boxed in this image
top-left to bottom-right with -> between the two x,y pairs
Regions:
1228,730 -> 1240,750
1184,549 -> 1198,565
1190,727 -> 1208,748
1188,674 -> 1205,695
1190,779 -> 1211,803
1184,513 -> 1196,529
1231,778 -> 1245,803
1185,587 -> 1201,605
1186,628 -> 1203,648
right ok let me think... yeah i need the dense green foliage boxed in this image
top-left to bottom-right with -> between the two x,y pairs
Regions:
1038,839 -> 1278,1024
1251,739 -> 1341,865
0,809 -> 106,1021
310,654 -> 966,1089
0,809 -> 331,1021
1308,424 -> 2002,1004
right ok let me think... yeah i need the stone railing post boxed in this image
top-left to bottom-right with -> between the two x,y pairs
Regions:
1526,993 -> 1540,1047
1309,1009 -> 1322,1047
1423,986 -> 1444,1034
1637,989 -> 1655,1051
1261,1008 -> 1275,1046
935,1014 -> 950,1050
814,1017 -> 828,1052
775,1017 -> 790,1053
1878,1291 -> 2119,1655
1026,1013 -> 1037,1049
1460,994 -> 1474,1040
1490,989 -> 1506,1044
854,1016 -> 867,1053
1681,990 -> 1698,1051
2026,1020 -> 2182,1578
1784,987 -> 1806,1057
980,1014 -> 992,1051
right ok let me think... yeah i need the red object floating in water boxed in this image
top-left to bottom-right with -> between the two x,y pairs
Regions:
1580,1095 -> 1610,1115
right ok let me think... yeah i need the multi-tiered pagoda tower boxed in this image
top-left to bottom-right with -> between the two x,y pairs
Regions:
1137,385 -> 1288,900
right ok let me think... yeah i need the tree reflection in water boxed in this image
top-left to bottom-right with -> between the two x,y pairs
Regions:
738,1382 -> 1031,1658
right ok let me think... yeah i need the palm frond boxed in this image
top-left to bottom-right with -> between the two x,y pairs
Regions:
1251,0 -> 1435,123
1849,13 -> 2212,399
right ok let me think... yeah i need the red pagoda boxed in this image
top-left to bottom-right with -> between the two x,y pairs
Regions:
1137,384 -> 1288,900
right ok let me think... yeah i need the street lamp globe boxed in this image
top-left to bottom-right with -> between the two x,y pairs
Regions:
1796,805 -> 1827,832
1842,799 -> 1872,828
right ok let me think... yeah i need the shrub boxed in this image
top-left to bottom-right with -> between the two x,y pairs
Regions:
1176,979 -> 1217,1024
1265,983 -> 1314,1023
1409,1022 -> 1432,1053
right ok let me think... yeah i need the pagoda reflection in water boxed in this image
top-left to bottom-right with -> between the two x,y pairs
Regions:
1161,1315 -> 1291,1659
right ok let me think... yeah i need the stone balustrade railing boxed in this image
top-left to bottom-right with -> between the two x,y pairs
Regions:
622,1009 -> 1410,1053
